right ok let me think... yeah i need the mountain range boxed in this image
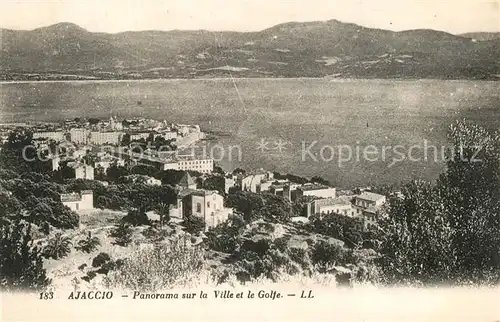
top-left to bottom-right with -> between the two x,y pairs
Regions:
1,20 -> 499,80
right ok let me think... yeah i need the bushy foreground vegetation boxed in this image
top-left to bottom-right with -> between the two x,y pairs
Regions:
104,238 -> 205,291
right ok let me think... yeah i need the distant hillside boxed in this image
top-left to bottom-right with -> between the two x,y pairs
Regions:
1,21 -> 499,80
460,32 -> 500,41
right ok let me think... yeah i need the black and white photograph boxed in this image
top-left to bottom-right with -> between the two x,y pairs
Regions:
0,0 -> 499,321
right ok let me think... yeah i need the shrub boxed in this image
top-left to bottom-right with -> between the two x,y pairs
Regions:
82,271 -> 97,283
310,240 -> 345,266
104,238 -> 205,291
42,232 -> 72,260
0,221 -> 51,291
110,223 -> 133,246
92,252 -> 111,268
75,232 -> 101,253
183,215 -> 205,234
122,210 -> 150,226
239,238 -> 271,257
205,215 -> 244,253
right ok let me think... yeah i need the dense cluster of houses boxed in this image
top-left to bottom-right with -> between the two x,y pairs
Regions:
30,116 -> 203,147
57,165 -> 388,231
26,116 -> 213,178
225,169 -> 387,231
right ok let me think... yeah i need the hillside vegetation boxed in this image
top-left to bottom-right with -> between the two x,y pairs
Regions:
1,20 -> 499,80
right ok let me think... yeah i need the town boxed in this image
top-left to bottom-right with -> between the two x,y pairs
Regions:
0,116 -> 389,232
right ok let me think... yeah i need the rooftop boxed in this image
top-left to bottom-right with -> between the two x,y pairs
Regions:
177,188 -> 220,198
313,196 -> 353,207
357,192 -> 386,202
60,192 -> 82,202
179,172 -> 196,188
299,184 -> 334,192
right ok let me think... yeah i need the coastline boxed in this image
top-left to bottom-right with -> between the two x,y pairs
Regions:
1,76 -> 499,85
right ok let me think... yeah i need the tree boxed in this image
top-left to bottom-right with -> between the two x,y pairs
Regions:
437,120 -> 500,283
106,165 -> 130,183
92,252 -> 111,268
213,166 -> 225,175
310,176 -> 331,186
94,165 -> 106,181
110,223 -> 133,246
75,232 -> 101,253
232,168 -> 246,176
0,221 -> 51,291
377,120 -> 500,286
52,161 -> 76,181
122,209 -> 150,226
226,191 -> 294,223
183,215 -> 205,234
0,128 -> 46,173
88,118 -> 100,125
42,232 -> 72,260
202,175 -> 225,195
155,202 -> 170,227
310,240 -> 345,266
206,214 -> 245,253
121,133 -> 131,146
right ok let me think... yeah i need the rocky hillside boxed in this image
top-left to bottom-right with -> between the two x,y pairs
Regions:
1,20 -> 499,80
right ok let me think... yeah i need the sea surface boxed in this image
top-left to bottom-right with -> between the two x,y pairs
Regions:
1,78 -> 499,188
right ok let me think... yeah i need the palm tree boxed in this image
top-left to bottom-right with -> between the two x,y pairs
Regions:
155,202 -> 170,227
42,232 -> 72,259
75,231 -> 101,253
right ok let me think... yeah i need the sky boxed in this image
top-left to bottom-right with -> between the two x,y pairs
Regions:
1,0 -> 499,34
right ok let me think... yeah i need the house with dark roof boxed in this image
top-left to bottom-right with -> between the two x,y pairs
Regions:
179,172 -> 197,190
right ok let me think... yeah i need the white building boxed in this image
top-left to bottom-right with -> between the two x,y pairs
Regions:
161,131 -> 178,140
165,158 -> 213,173
296,184 -> 336,199
306,196 -> 361,217
69,163 -> 94,180
94,155 -> 125,171
61,190 -> 94,211
239,169 -> 274,193
177,189 -> 231,231
69,128 -> 89,144
33,131 -> 65,141
130,132 -> 151,141
89,131 -> 123,145
355,192 -> 386,209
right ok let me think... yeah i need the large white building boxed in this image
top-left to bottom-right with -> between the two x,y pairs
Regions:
69,128 -> 89,144
164,157 -> 214,173
306,196 -> 361,218
89,131 -> 123,145
296,184 -> 336,199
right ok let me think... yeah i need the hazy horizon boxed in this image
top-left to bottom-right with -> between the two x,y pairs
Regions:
1,0 -> 498,35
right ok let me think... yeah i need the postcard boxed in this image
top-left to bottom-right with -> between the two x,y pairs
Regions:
1,0 -> 499,321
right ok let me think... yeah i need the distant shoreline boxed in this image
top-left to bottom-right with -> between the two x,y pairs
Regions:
1,77 -> 499,84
